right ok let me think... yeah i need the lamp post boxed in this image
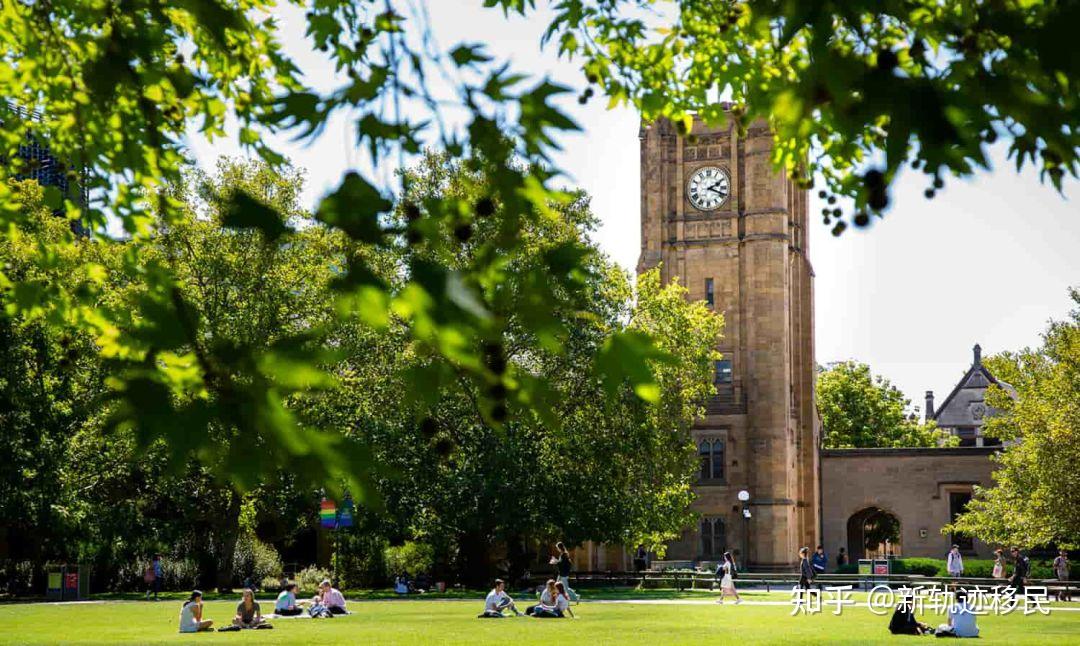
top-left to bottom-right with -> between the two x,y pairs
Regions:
738,490 -> 751,571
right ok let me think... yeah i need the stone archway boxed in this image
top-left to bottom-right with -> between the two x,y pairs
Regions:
846,507 -> 902,560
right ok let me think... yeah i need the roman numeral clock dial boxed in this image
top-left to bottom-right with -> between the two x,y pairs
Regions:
687,166 -> 730,211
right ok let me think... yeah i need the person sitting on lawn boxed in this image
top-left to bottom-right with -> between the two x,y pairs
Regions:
233,588 -> 267,628
888,600 -> 934,635
936,588 -> 978,638
530,581 -> 576,619
478,578 -> 523,618
178,590 -> 214,633
525,580 -> 557,616
316,579 -> 348,614
274,583 -> 304,616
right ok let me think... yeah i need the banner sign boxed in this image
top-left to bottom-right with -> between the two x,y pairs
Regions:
319,498 -> 337,529
337,498 -> 354,528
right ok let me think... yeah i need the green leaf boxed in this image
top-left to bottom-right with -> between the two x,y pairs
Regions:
221,190 -> 291,241
315,172 -> 392,243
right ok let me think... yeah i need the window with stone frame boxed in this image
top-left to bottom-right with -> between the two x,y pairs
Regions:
705,277 -> 715,308
699,516 -> 727,559
698,437 -> 726,483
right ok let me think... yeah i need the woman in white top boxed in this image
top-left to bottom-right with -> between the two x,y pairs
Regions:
717,552 -> 741,605
178,590 -> 214,633
553,581 -> 575,618
991,549 -> 1006,580
525,580 -> 558,616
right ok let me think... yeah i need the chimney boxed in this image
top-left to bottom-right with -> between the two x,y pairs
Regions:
973,343 -> 982,366
925,390 -> 935,422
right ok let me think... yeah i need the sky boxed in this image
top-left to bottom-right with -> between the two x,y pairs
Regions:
185,2 -> 1079,411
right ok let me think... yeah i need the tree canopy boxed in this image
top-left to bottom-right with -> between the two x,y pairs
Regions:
947,288 -> 1080,549
0,0 -> 1073,497
817,361 -> 953,448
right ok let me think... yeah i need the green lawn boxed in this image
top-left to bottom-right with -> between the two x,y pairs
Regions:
0,597 -> 1078,645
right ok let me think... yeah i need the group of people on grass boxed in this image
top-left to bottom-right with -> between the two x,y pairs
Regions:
479,578 -> 576,619
478,542 -> 581,619
888,587 -> 980,638
177,580 -> 348,633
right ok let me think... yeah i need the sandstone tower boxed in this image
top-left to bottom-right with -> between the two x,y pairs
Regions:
638,113 -> 819,569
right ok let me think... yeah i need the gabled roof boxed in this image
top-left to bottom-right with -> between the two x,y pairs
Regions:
931,344 -> 1016,423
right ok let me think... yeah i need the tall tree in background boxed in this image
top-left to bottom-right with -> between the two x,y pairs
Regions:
817,361 -> 953,448
302,151 -> 722,585
948,288 -> 1080,548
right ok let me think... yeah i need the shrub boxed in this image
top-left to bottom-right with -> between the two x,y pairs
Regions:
261,575 -> 285,592
384,542 -> 435,579
296,566 -> 331,593
892,558 -> 944,577
338,533 -> 389,589
232,534 -> 283,588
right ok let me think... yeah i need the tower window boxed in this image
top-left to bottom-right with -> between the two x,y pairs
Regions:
705,278 -> 714,307
698,439 -> 725,482
714,359 -> 732,386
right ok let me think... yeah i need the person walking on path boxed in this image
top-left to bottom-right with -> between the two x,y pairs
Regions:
1053,550 -> 1071,602
835,547 -> 847,570
798,547 -> 814,590
991,548 -> 1007,580
1009,547 -> 1030,597
145,555 -> 162,601
947,545 -> 964,579
553,542 -> 579,603
716,552 -> 741,605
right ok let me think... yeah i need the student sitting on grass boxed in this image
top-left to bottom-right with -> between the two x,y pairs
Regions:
936,588 -> 979,638
274,583 -> 304,616
478,579 -> 523,618
888,600 -> 934,635
525,580 -> 557,616
532,581 -> 575,619
232,588 -> 268,628
315,579 -> 348,614
178,590 -> 214,633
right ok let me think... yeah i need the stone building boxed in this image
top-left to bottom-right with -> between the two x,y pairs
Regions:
620,111 -> 1010,571
637,112 -> 819,570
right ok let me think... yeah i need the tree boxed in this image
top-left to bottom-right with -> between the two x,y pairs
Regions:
2,0 -> 1071,501
0,182 -> 114,591
817,361 -> 953,448
300,151 -> 722,585
947,288 -> 1080,548
545,0 -> 1079,231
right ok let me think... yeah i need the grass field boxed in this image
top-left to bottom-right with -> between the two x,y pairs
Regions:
1,594 -> 1079,645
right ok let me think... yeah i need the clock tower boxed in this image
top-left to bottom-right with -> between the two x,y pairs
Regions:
639,111 -> 820,569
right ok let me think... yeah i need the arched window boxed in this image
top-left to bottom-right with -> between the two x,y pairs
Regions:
700,516 -> 727,558
698,441 -> 712,481
698,438 -> 725,482
699,518 -> 713,557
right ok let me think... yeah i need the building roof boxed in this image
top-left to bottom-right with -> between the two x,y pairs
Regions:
931,344 -> 1016,428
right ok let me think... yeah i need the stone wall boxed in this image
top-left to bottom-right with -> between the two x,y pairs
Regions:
820,448 -> 999,561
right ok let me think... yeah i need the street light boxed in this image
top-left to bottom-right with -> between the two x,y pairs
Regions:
738,490 -> 751,571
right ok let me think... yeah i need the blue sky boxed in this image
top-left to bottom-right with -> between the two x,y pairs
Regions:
185,2 -> 1078,411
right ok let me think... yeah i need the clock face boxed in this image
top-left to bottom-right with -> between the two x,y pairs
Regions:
687,166 -> 730,211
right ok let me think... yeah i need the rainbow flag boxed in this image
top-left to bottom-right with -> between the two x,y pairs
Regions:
320,498 -> 337,529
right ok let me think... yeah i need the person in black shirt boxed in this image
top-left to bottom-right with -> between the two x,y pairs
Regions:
553,542 -> 579,602
836,547 -> 847,569
797,547 -> 815,589
1009,546 -> 1029,596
